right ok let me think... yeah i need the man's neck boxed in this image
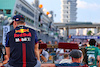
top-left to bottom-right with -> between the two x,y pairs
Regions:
17,24 -> 24,26
72,59 -> 81,63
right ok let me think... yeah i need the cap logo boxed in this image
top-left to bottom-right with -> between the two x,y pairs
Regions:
16,18 -> 19,21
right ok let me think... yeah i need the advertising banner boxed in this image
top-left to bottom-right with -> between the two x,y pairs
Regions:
2,26 -> 10,46
70,36 -> 100,39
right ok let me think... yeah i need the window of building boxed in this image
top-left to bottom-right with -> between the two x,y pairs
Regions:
31,20 -> 34,23
67,2 -> 70,5
67,16 -> 69,18
0,9 -> 3,12
29,19 -> 30,22
27,18 -> 29,20
5,9 -> 11,14
24,16 -> 26,18
63,1 -> 66,4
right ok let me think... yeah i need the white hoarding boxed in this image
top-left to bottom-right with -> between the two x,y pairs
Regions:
2,26 -> 10,46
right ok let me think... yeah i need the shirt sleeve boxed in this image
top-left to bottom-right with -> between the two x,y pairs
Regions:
5,33 -> 10,47
35,31 -> 38,44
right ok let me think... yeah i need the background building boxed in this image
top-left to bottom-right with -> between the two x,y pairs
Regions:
61,0 -> 77,23
0,0 -> 64,43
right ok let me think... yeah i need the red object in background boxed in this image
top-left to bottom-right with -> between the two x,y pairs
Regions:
39,4 -> 43,8
58,42 -> 79,49
46,12 -> 50,15
39,43 -> 47,49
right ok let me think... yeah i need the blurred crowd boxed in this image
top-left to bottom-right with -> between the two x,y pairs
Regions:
39,39 -> 100,67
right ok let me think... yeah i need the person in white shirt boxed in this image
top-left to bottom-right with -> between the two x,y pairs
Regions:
59,54 -> 72,64
79,42 -> 82,47
39,49 -> 49,63
56,49 -> 64,60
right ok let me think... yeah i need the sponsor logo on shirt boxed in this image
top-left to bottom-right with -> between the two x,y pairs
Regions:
14,32 -> 31,38
15,29 -> 29,33
15,37 -> 31,42
87,48 -> 95,50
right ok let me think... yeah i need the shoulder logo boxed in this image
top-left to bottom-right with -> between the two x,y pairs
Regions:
87,48 -> 95,50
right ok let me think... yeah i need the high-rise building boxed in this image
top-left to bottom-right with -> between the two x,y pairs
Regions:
33,0 -> 39,8
61,0 -> 77,23
0,0 -> 64,43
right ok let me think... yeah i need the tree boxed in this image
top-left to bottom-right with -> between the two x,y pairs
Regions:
87,30 -> 92,35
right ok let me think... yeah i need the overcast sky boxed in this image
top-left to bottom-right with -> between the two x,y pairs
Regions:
26,0 -> 100,23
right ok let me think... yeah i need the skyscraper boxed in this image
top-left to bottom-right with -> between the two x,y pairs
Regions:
61,0 -> 77,23
33,0 -> 39,8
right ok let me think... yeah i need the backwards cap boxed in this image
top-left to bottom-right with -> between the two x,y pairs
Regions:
70,50 -> 82,58
10,15 -> 25,25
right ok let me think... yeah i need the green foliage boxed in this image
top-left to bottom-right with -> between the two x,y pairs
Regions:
87,30 -> 92,35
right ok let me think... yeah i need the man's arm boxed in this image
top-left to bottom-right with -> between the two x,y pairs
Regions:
40,51 -> 49,62
41,64 -> 55,67
34,43 -> 40,61
2,55 -> 9,64
5,33 -> 10,58
40,55 -> 47,62
0,46 -> 9,66
5,47 -> 10,58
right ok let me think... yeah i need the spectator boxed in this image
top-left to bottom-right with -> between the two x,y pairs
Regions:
39,49 -> 49,63
48,41 -> 51,45
54,41 -> 58,45
85,39 -> 100,67
54,41 -> 58,52
56,41 -> 64,60
38,39 -> 43,43
41,50 -> 84,67
97,43 -> 100,49
45,41 -> 53,53
59,54 -> 72,64
5,15 -> 41,67
0,44 -> 9,66
38,39 -> 49,63
83,44 -> 87,47
79,42 -> 82,47
56,48 -> 64,60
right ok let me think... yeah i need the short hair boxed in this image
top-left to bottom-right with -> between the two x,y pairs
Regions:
70,50 -> 82,58
79,42 -> 81,44
64,54 -> 69,58
89,39 -> 96,46
38,39 -> 42,41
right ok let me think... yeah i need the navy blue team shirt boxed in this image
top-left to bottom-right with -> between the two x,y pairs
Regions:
6,25 -> 38,67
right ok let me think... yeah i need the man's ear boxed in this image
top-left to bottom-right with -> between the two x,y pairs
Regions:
14,21 -> 17,25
